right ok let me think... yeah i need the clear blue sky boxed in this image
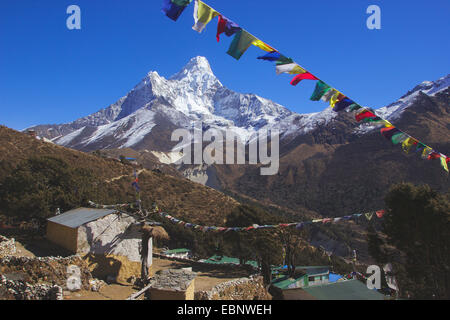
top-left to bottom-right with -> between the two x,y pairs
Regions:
1,0 -> 449,130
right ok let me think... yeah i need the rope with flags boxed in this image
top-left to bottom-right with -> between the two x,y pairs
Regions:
131,168 -> 142,212
88,200 -> 386,233
157,209 -> 386,233
161,0 -> 449,173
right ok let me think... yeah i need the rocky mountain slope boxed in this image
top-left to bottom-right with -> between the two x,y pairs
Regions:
216,85 -> 450,217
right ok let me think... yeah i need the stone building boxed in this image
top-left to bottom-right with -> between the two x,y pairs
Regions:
148,269 -> 196,300
46,207 -> 146,283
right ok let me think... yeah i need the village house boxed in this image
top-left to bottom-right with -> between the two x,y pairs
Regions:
46,207 -> 148,283
271,266 -> 330,290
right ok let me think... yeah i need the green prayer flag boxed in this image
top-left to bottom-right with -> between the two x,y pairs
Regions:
391,132 -> 408,145
310,80 -> 331,101
227,29 -> 256,60
275,56 -> 293,66
349,103 -> 362,111
172,0 -> 192,6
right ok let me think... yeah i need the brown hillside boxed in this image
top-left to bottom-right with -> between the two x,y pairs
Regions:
0,126 -> 239,224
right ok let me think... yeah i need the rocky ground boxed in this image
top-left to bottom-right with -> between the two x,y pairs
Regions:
0,234 -> 270,300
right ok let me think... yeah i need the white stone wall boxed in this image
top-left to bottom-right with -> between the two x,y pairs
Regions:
0,235 -> 16,257
77,213 -> 142,262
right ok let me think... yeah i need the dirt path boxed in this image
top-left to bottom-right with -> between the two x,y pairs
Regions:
65,284 -> 137,300
105,169 -> 146,183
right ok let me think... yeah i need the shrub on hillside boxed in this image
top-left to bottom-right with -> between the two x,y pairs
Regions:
0,156 -> 95,219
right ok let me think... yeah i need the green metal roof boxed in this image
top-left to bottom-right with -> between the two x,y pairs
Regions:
164,248 -> 191,254
202,255 -> 258,268
302,279 -> 386,300
272,275 -> 307,290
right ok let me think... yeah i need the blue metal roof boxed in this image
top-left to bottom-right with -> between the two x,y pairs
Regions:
47,207 -> 117,228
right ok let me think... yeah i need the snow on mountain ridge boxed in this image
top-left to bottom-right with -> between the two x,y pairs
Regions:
355,74 -> 450,134
31,56 -> 449,151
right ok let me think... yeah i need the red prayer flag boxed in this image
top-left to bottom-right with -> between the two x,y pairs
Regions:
356,110 -> 377,122
216,15 -> 227,42
428,152 -> 441,160
376,210 -> 385,218
290,73 -> 318,86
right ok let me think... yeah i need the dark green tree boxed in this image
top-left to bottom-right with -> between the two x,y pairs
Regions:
367,224 -> 388,264
0,156 -> 95,219
382,183 -> 450,299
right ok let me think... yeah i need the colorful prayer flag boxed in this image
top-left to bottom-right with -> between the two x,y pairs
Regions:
428,151 -> 441,160
162,0 -> 192,21
333,97 -> 354,112
365,212 -> 374,221
310,81 -> 331,101
348,103 -> 363,112
320,88 -> 337,103
440,156 -> 449,172
356,109 -> 377,122
192,0 -> 219,33
216,15 -> 240,41
330,92 -> 345,109
227,29 -> 256,60
391,132 -> 409,145
380,127 -> 400,140
401,137 -> 418,153
376,210 -> 386,218
275,63 -> 306,75
257,51 -> 282,61
290,72 -> 318,86
252,39 -> 275,52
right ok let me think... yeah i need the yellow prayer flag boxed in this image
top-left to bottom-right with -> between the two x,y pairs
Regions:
440,156 -> 449,173
289,65 -> 307,74
330,91 -> 343,109
275,63 -> 306,75
402,137 -> 417,154
252,39 -> 275,52
383,120 -> 393,128
422,146 -> 432,159
193,0 -> 219,33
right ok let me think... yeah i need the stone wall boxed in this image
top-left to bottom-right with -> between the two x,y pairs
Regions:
0,255 -> 92,290
0,275 -> 63,300
0,236 -> 16,258
195,275 -> 271,300
148,269 -> 196,300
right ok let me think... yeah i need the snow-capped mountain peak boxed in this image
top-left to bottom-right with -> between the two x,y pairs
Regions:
27,58 -> 449,153
170,56 -> 215,80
